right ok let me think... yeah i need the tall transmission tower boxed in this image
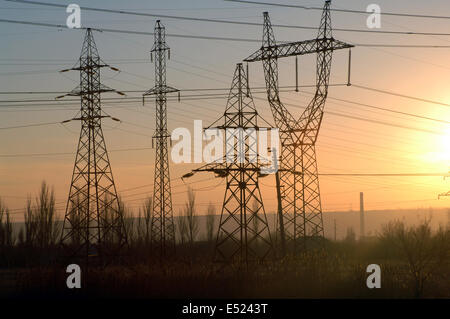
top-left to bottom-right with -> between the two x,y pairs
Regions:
245,0 -> 353,254
184,63 -> 273,264
143,20 -> 178,258
438,171 -> 449,199
59,28 -> 128,266
439,191 -> 450,199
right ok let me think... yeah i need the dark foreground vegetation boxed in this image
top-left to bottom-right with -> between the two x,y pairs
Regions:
0,182 -> 449,299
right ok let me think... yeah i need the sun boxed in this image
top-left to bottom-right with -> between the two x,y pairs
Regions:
434,126 -> 450,162
421,126 -> 450,169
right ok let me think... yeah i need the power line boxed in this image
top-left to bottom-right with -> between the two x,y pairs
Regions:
0,48 -> 444,170
0,69 -> 59,76
356,44 -> 450,48
0,18 -> 258,42
3,176 -> 217,215
327,111 -> 443,135
0,83 -> 448,125
225,0 -> 450,20
1,95 -> 447,136
0,84 -> 344,96
0,93 -> 231,104
353,84 -> 450,108
7,0 -> 450,37
318,173 -> 448,177
0,146 -> 156,158
326,96 -> 450,125
0,99 -> 445,136
0,121 -> 60,129
2,18 -> 450,48
0,110 -> 432,173
253,96 -> 447,136
0,85 -> 338,100
0,145 -> 447,177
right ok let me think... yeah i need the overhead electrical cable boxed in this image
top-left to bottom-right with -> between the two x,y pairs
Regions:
1,18 -> 450,47
225,0 -> 450,20
6,0 -> 450,36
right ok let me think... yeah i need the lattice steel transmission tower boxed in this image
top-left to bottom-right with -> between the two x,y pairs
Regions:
143,20 -> 178,258
439,191 -> 450,199
438,175 -> 449,199
245,0 -> 353,254
184,63 -> 273,264
59,28 -> 128,265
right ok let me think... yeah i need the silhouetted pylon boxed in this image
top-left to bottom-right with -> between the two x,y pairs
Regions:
245,0 -> 353,254
185,63 -> 273,264
143,20 -> 178,259
59,28 -> 128,266
440,191 -> 450,198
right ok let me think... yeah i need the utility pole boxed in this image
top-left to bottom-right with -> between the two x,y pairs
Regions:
59,28 -> 128,267
245,0 -> 353,254
143,20 -> 178,259
184,63 -> 273,264
275,169 -> 286,256
438,171 -> 449,228
360,192 -> 365,239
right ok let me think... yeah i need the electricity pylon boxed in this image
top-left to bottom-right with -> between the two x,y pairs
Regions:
439,173 -> 449,199
184,63 -> 273,264
143,20 -> 178,258
245,0 -> 353,254
59,28 -> 128,266
439,191 -> 450,198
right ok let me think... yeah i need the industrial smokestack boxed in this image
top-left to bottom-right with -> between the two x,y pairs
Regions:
360,192 -> 365,239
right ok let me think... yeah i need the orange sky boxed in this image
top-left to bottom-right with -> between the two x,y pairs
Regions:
0,0 -> 449,222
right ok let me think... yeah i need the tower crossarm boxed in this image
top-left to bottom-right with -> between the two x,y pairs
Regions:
69,64 -> 110,71
244,38 -> 353,63
143,85 -> 179,96
193,161 -> 229,174
439,189 -> 450,199
192,162 -> 264,174
64,84 -> 117,97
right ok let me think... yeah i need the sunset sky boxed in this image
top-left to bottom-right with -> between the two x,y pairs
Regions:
1,0 -> 449,222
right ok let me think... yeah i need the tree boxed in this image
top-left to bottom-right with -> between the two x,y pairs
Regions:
252,200 -> 260,243
344,227 -> 356,243
379,219 -> 450,298
0,197 -> 13,248
24,197 -> 36,247
137,197 -> 152,246
206,202 -> 216,243
118,197 -> 134,244
177,209 -> 188,245
67,193 -> 83,246
184,187 -> 198,246
24,181 -> 59,248
36,181 -> 58,247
